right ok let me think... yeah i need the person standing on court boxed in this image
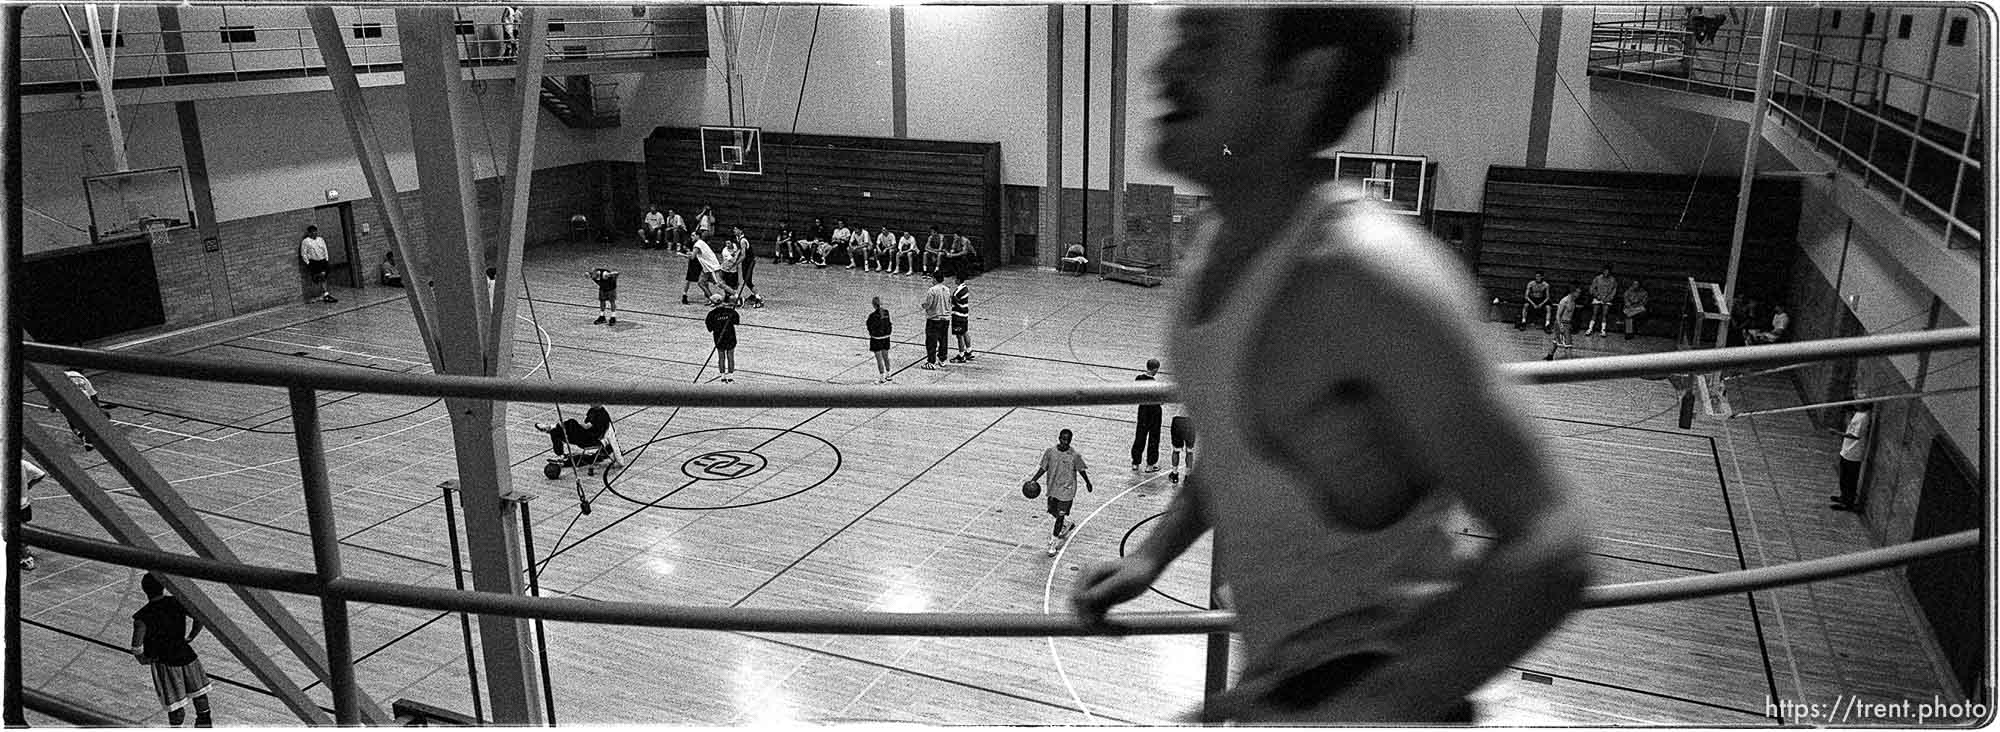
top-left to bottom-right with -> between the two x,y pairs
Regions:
1068,7 -> 1590,724
1166,411 -> 1194,485
948,271 -> 975,363
867,296 -> 894,383
1131,359 -> 1163,472
1543,285 -> 1579,361
705,301 -> 739,383
920,271 -> 953,370
1027,428 -> 1094,557
589,267 -> 618,325
1827,401 -> 1872,511
131,573 -> 215,727
300,225 -> 336,303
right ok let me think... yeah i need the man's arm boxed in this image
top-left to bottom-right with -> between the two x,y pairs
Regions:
130,618 -> 147,661
187,613 -> 204,643
1249,243 -> 1591,721
1070,476 -> 1208,623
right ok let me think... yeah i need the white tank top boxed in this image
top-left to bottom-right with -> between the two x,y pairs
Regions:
1169,184 -> 1473,676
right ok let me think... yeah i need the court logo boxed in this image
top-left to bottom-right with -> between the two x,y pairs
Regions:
681,450 -> 766,480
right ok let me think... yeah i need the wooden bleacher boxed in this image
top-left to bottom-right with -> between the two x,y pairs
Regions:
1474,166 -> 1799,335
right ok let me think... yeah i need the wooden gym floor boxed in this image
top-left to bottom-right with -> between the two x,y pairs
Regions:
16,240 -> 1962,726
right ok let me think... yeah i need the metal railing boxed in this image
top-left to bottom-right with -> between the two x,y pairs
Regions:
1586,6 -> 1985,250
16,13 -> 705,93
13,326 -> 1985,723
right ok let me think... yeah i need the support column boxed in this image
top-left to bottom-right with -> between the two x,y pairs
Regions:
1724,8 -> 1780,303
1524,5 -> 1563,168
395,8 -> 545,725
890,7 -> 907,138
1040,7 -> 1064,268
307,7 -> 444,368
1107,6 -> 1128,267
157,7 -> 231,317
483,8 -> 546,378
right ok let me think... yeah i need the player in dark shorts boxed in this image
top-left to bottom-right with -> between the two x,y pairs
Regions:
736,234 -> 763,307
589,268 -> 618,325
131,573 -> 214,727
1168,413 -> 1194,484
681,246 -> 705,304
948,272 -> 974,362
706,302 -> 739,383
867,296 -> 893,383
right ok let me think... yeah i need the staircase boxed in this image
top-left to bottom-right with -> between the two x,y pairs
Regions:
538,75 -> 621,129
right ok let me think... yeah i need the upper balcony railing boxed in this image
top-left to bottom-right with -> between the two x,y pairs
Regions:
17,10 -> 707,96
1587,6 -> 1985,251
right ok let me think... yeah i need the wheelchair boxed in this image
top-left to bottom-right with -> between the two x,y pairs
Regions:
543,425 -> 622,480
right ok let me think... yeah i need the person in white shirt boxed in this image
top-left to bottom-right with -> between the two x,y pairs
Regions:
300,226 -> 336,303
895,230 -> 919,275
1746,304 -> 1790,344
640,205 -> 667,249
1827,401 -> 1871,511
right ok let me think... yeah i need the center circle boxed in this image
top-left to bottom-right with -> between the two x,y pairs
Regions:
680,450 -> 768,481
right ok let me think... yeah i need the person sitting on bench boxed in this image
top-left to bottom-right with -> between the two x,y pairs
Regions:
1745,303 -> 1790,344
535,405 -> 612,457
1060,243 -> 1090,274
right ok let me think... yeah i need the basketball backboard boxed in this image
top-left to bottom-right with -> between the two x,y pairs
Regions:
699,126 -> 764,177
1331,152 -> 1429,216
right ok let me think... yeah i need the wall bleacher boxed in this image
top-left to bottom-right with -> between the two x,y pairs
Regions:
643,127 -> 1002,268
1476,166 -> 1801,335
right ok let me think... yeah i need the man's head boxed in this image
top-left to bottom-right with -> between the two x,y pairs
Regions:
141,572 -> 166,598
1057,428 -> 1073,450
1153,8 -> 1407,182
306,225 -> 319,236
872,295 -> 883,311
954,271 -> 967,284
1532,271 -> 1544,281
932,271 -> 946,284
1145,358 -> 1160,375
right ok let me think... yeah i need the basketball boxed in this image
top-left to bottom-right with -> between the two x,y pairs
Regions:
708,294 -> 724,306
1021,480 -> 1041,499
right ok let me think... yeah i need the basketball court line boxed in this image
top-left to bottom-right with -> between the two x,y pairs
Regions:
1041,474 -> 1161,723
727,408 -> 1017,609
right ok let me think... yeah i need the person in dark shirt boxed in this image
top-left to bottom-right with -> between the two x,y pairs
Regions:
1131,359 -> 1163,472
130,573 -> 214,727
867,296 -> 894,384
590,268 -> 619,325
535,404 -> 611,457
706,303 -> 740,383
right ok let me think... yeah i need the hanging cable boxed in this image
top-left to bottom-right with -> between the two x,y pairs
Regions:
537,347 -> 716,573
1675,117 -> 1723,230
513,268 -> 591,515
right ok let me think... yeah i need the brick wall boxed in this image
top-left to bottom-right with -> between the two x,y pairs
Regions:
144,161 -> 617,333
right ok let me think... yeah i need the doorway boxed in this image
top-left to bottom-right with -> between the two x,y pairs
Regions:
311,202 -> 361,291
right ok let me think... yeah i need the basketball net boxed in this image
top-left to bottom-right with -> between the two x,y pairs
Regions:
715,161 -> 733,188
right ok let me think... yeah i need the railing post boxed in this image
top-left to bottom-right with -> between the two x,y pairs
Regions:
2,5 -> 26,726
511,492 -> 557,727
289,387 -> 360,725
1200,556 -> 1228,722
438,480 -> 485,724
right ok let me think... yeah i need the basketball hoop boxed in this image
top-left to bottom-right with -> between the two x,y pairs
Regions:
715,161 -> 734,188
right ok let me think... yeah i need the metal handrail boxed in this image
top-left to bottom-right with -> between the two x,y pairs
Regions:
21,327 -> 1982,409
1770,68 -> 1984,169
1774,39 -> 1982,100
20,522 -> 1982,634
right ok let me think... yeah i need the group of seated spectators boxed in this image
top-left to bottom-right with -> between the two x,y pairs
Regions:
1515,265 -> 1654,340
1733,296 -> 1791,344
770,218 -> 980,278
